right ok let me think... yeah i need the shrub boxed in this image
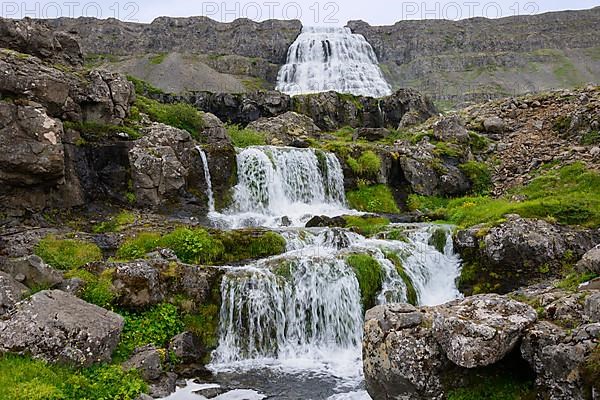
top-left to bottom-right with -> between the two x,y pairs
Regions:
344,216 -> 390,237
135,96 -> 204,138
460,161 -> 492,195
347,184 -> 400,213
346,253 -> 384,310
226,124 -> 266,147
115,232 -> 161,261
115,303 -> 185,361
347,150 -> 381,177
159,228 -> 224,264
35,236 -> 102,270
0,355 -> 146,400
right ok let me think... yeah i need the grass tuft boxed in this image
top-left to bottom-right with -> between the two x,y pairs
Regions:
35,236 -> 102,270
226,124 -> 266,147
347,184 -> 400,214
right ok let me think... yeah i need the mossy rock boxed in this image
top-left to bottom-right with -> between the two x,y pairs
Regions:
385,252 -> 418,305
346,253 -> 384,310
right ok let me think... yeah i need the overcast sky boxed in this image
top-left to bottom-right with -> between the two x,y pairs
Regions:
1,1 -> 597,25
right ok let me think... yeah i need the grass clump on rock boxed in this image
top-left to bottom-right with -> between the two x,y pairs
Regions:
384,252 -> 418,306
35,236 -> 102,270
344,215 -> 391,237
93,211 -> 136,233
216,230 -> 287,262
346,253 -> 384,310
226,124 -> 267,147
347,150 -> 381,178
158,228 -> 225,265
115,232 -> 162,261
135,96 -> 204,139
65,269 -> 116,309
347,184 -> 400,214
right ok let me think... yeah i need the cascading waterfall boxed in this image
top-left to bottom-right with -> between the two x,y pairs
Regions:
276,26 -> 392,98
197,147 -> 215,213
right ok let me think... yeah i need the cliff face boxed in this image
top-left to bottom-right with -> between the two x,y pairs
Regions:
349,7 -> 600,106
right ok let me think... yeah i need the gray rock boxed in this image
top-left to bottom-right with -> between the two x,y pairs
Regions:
432,294 -> 537,368
0,271 -> 28,315
149,372 -> 177,398
123,345 -> 163,382
247,111 -> 321,146
1,255 -> 64,289
169,332 -> 205,364
584,292 -> 600,322
354,128 -> 390,142
433,115 -> 469,144
483,116 -> 507,134
0,290 -> 123,366
576,244 -> 600,275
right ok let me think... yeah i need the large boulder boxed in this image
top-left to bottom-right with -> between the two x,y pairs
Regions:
433,115 -> 469,144
0,271 -> 28,316
432,294 -> 537,368
455,216 -> 600,295
247,111 -> 321,146
576,244 -> 600,275
0,290 -> 123,366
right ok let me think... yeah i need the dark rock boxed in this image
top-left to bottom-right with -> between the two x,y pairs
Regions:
149,372 -> 177,398
0,290 -> 123,366
585,292 -> 600,323
433,115 -> 469,143
169,332 -> 205,364
305,215 -> 347,229
194,387 -> 227,399
354,128 -> 390,142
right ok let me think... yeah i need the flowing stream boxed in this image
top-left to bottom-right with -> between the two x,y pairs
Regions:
163,146 -> 462,399
276,27 -> 392,98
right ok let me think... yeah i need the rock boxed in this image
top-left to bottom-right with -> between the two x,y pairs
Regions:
57,277 -> 86,296
576,244 -> 600,275
483,116 -> 507,134
0,228 -> 60,258
585,292 -> 600,322
399,156 -> 470,197
0,101 -> 65,186
0,18 -> 83,66
169,332 -> 205,364
579,278 -> 600,291
247,111 -> 321,146
0,271 -> 28,315
521,322 -> 599,400
123,345 -> 163,382
305,215 -> 347,229
0,290 -> 123,366
194,387 -> 227,399
149,372 -> 177,398
1,255 -> 64,289
432,294 -> 537,368
354,128 -> 390,142
363,303 -> 448,399
433,115 -> 469,143
83,70 -> 136,125
455,217 -> 600,294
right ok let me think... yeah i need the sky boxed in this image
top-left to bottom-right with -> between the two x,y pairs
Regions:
1,1 -> 597,25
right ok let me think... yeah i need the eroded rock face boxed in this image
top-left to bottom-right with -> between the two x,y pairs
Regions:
0,290 -> 123,366
455,216 -> 600,294
432,294 -> 537,368
247,111 -> 321,146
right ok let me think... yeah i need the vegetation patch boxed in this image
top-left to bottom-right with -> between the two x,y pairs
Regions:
556,271 -> 598,292
64,121 -> 141,141
93,211 -> 136,233
408,163 -> 600,228
385,252 -> 418,305
346,253 -> 384,310
127,75 -> 166,96
0,354 -> 146,400
183,304 -> 220,349
429,227 -> 448,253
158,228 -> 225,265
459,161 -> 492,195
35,236 -> 103,270
149,52 -> 168,65
226,124 -> 266,147
447,373 -> 534,400
344,215 -> 391,237
347,184 -> 400,214
65,268 -> 116,309
115,232 -> 161,261
347,150 -> 381,178
581,130 -> 600,145
215,230 -> 287,262
135,96 -> 204,139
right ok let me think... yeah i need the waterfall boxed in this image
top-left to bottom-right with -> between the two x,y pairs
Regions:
213,146 -> 349,228
197,147 -> 215,213
276,26 -> 392,98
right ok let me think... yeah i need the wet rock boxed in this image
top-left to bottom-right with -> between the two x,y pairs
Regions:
169,332 -> 205,364
305,215 -> 347,229
194,387 -> 227,399
1,255 -> 64,289
149,372 -> 177,398
0,290 -> 123,366
432,294 -> 537,368
0,271 -> 28,315
247,111 -> 321,146
576,244 -> 600,275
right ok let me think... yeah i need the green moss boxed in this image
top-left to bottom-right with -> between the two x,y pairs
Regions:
64,121 -> 141,141
65,268 -> 116,309
347,150 -> 381,178
344,216 -> 391,237
115,232 -> 161,261
347,184 -> 400,213
183,304 -> 220,349
434,142 -> 463,158
127,75 -> 166,96
135,96 -> 204,139
429,227 -> 448,253
149,53 -> 167,65
460,161 -> 492,195
447,374 -> 534,400
159,228 -> 224,265
0,354 -> 146,400
216,230 -> 287,263
114,303 -> 185,361
93,211 -> 136,233
385,252 -> 418,305
468,131 -> 490,153
556,272 -> 598,292
581,130 -> 600,145
226,124 -> 266,147
346,254 -> 384,310
35,236 -> 102,270
241,77 -> 268,91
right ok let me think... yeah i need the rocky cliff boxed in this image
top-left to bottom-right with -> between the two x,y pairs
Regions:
349,7 -> 600,106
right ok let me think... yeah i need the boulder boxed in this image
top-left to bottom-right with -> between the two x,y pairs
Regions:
0,290 -> 123,366
585,292 -> 600,323
576,244 -> 600,275
432,294 -> 537,368
521,322 -> 599,400
305,215 -> 348,229
1,255 -> 64,289
483,116 -> 507,134
399,156 -> 470,197
123,345 -> 163,382
0,271 -> 28,315
354,127 -> 390,142
169,331 -> 209,377
433,115 -> 469,144
81,70 -> 136,125
247,111 -> 321,146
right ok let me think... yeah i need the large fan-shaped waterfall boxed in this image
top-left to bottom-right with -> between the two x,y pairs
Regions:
276,27 -> 392,98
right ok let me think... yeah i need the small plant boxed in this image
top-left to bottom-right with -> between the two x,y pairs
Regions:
347,150 -> 381,178
63,121 -> 140,141
581,130 -> 600,145
149,52 -> 167,65
460,161 -> 492,195
183,304 -> 220,349
385,252 -> 418,305
216,230 -> 287,262
116,232 -> 161,261
35,236 -> 102,270
127,75 -> 165,96
135,96 -> 204,138
226,124 -> 266,147
347,184 -> 400,214
344,216 -> 391,237
346,253 -> 384,310
159,228 -> 224,264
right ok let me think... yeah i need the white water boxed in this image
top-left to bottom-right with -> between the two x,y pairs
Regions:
276,26 -> 392,98
197,147 -> 216,213
168,146 -> 461,399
